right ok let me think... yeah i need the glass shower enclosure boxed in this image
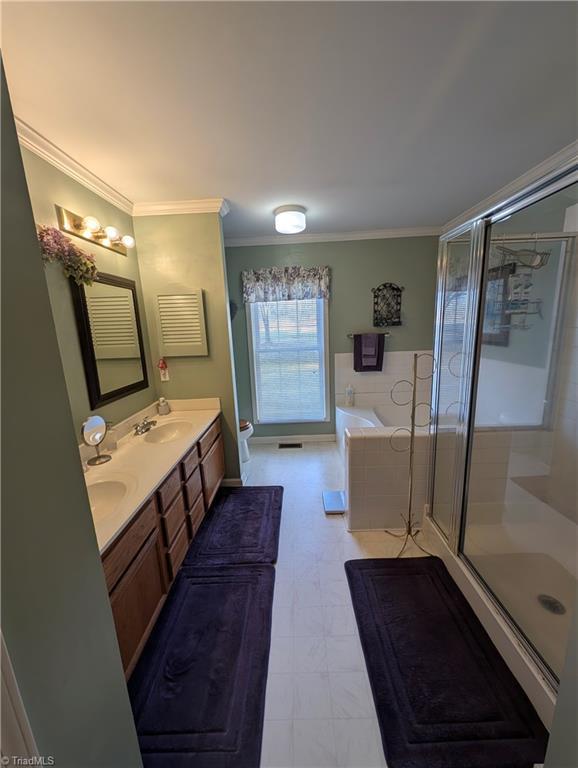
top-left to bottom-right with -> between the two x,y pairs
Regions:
429,166 -> 577,689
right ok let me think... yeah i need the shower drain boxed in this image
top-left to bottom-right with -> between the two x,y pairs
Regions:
537,594 -> 566,615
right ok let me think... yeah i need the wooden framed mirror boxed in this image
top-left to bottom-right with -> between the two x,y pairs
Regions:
70,272 -> 149,409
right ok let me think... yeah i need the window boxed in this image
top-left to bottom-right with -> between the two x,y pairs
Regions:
247,298 -> 329,423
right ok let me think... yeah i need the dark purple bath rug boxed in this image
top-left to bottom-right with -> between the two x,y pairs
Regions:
129,563 -> 275,767
345,556 -> 548,768
184,485 -> 283,566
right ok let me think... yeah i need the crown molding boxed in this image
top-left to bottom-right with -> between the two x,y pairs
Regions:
224,226 -> 441,248
132,198 -> 230,217
443,140 -> 578,234
15,117 -> 134,215
15,117 -> 230,220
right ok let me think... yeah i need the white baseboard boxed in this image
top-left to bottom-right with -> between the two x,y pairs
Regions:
249,433 -> 337,445
221,478 -> 243,487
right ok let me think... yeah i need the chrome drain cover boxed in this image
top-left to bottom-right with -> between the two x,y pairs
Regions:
537,594 -> 566,615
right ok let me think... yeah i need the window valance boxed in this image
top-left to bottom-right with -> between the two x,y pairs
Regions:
241,266 -> 330,303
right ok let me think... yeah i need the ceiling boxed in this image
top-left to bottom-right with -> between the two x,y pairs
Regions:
2,2 -> 577,241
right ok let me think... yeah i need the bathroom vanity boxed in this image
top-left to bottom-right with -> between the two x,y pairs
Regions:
87,405 -> 225,676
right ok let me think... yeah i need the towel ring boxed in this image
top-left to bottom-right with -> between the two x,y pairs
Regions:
448,352 -> 463,379
415,352 -> 436,380
389,427 -> 411,453
413,402 -> 433,428
390,380 -> 413,407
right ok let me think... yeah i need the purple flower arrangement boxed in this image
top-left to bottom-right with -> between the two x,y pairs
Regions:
37,225 -> 98,285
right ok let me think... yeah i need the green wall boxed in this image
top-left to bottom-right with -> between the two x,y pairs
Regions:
226,236 -> 438,436
21,148 -> 156,434
134,213 -> 241,478
1,66 -> 143,767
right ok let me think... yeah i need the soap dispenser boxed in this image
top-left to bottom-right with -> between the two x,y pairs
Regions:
157,397 -> 171,416
345,384 -> 355,407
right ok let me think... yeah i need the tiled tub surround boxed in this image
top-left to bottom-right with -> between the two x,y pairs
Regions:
344,424 -> 429,530
334,350 -> 433,424
335,350 -> 433,530
431,428 -> 513,530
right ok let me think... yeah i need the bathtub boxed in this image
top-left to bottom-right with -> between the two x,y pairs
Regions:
336,405 -> 430,531
336,405 -> 383,457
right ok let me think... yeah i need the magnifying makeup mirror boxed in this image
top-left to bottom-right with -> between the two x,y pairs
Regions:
82,415 -> 112,466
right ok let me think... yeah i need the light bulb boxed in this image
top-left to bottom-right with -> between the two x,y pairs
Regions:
82,215 -> 101,233
274,205 -> 307,234
104,225 -> 120,241
121,234 -> 135,249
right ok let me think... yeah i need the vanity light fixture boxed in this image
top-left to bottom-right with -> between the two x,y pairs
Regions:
56,205 -> 136,256
121,234 -> 136,249
274,205 -> 307,234
82,215 -> 101,233
104,225 -> 120,241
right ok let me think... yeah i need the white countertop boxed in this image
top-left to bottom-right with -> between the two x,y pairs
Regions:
84,408 -> 220,554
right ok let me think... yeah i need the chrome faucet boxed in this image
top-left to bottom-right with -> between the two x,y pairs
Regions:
133,417 -> 157,435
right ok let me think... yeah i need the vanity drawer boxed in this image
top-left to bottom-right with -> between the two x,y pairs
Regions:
184,466 -> 203,510
181,445 -> 199,481
167,521 -> 188,581
157,465 -> 181,511
161,490 -> 187,547
102,497 -> 158,593
201,433 -> 225,509
188,492 -> 206,537
198,419 -> 220,459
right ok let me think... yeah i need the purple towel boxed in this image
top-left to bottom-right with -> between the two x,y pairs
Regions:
362,334 -> 378,365
353,333 -> 385,372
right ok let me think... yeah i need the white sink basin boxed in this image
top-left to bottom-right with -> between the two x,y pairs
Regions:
87,480 -> 129,521
144,421 -> 193,444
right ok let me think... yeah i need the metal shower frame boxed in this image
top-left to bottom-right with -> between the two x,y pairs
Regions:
426,156 -> 578,692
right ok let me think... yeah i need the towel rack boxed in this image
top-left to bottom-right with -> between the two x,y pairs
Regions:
347,331 -> 391,339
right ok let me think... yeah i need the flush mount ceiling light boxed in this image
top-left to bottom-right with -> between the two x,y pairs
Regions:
56,206 -> 136,256
274,205 -> 307,234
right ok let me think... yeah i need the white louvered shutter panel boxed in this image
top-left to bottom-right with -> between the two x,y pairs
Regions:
87,292 -> 139,359
156,291 -> 208,357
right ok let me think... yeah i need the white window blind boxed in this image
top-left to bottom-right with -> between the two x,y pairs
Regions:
248,299 -> 328,424
438,286 -> 467,416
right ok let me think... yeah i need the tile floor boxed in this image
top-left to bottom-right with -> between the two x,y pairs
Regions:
245,441 -> 429,768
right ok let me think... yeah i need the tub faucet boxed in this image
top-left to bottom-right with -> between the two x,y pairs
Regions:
133,417 -> 157,435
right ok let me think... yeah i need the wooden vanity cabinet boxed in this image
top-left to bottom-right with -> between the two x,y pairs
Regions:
167,522 -> 189,580
102,498 -> 167,678
197,419 -> 220,459
201,433 -> 225,509
101,414 -> 225,677
181,444 -> 199,482
183,465 -> 203,507
157,466 -> 190,581
188,492 -> 205,536
197,418 -> 225,509
160,489 -> 188,547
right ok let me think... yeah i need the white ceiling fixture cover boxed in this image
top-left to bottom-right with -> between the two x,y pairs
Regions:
274,205 -> 307,234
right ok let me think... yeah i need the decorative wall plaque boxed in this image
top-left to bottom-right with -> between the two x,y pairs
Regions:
372,282 -> 404,327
